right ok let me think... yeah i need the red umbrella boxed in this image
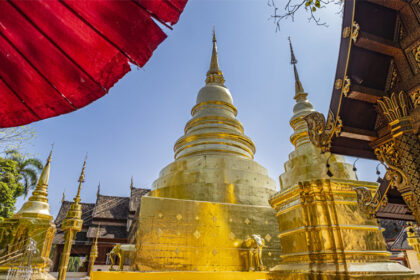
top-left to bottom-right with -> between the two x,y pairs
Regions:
0,0 -> 188,128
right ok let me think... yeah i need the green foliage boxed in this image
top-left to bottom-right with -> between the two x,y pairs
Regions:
0,157 -> 24,222
4,150 -> 43,197
68,256 -> 82,272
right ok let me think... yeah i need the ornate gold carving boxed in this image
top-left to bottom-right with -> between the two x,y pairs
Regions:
342,75 -> 351,97
410,90 -> 420,108
401,192 -> 417,214
351,21 -> 360,43
342,27 -> 351,38
193,230 -> 200,239
377,91 -> 411,123
303,110 -> 342,152
334,78 -> 343,90
375,142 -> 402,171
406,222 -> 420,261
386,61 -> 400,91
412,44 -> 420,69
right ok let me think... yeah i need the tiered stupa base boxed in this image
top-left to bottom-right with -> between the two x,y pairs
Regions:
134,195 -> 281,271
91,270 -> 419,280
269,178 -> 419,280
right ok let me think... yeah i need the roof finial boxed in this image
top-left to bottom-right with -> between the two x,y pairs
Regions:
61,190 -> 65,203
288,36 -> 305,98
74,154 -> 87,204
97,181 -> 101,197
130,176 -> 134,190
206,27 -> 225,85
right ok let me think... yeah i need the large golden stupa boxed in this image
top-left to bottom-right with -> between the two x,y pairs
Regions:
133,31 -> 282,272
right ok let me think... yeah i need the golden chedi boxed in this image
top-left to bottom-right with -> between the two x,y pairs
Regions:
269,38 -> 417,279
134,31 -> 281,272
0,151 -> 56,279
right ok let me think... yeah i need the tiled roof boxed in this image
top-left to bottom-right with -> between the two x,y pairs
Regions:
54,201 -> 95,226
129,188 -> 149,212
379,219 -> 407,241
93,195 -> 129,220
87,224 -> 128,239
390,226 -> 420,251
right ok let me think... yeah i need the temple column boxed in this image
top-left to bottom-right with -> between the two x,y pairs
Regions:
374,91 -> 420,224
57,159 -> 86,280
88,225 -> 99,277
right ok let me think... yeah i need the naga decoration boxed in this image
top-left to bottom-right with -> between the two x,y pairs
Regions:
353,182 -> 389,218
303,110 -> 342,153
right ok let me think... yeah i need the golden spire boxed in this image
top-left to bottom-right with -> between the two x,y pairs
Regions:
30,148 -> 52,202
206,28 -> 225,85
15,148 -> 53,219
96,224 -> 101,240
287,37 -> 315,149
74,157 -> 87,204
288,36 -> 305,98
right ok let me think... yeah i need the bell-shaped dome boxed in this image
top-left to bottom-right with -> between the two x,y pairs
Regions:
174,32 -> 255,160
149,31 -> 276,206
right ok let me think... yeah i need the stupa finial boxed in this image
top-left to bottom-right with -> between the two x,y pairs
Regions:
288,36 -> 305,98
74,155 -> 87,204
206,27 -> 225,85
130,176 -> 134,190
97,181 -> 101,197
29,147 -> 53,202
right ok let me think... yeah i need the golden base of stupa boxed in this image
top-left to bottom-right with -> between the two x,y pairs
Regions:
91,270 -> 420,280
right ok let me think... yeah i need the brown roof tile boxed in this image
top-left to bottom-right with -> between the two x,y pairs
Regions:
93,195 -> 130,220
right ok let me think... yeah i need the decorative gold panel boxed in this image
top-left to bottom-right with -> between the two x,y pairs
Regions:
135,196 -> 281,272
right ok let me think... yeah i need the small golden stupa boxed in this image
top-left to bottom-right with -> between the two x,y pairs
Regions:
268,38 -> 417,279
0,151 -> 56,279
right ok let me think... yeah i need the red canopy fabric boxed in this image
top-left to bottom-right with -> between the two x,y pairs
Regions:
0,0 -> 188,128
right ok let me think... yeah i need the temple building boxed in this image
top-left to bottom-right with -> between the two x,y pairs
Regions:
51,180 -> 149,273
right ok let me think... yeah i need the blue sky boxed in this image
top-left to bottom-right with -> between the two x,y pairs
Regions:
15,0 -> 381,217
